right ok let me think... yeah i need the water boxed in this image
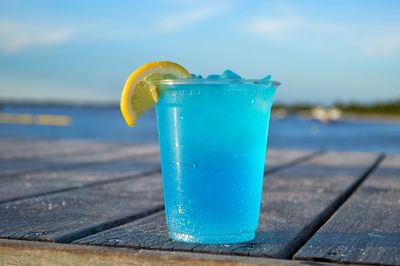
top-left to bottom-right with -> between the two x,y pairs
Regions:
1,105 -> 400,153
156,81 -> 275,243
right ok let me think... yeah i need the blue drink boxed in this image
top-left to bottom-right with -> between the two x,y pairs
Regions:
156,78 -> 276,244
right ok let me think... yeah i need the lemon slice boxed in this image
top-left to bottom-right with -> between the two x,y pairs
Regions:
120,61 -> 190,126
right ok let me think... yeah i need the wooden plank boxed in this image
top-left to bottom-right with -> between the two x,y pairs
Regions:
0,146 -> 305,175
0,149 -> 315,203
0,174 -> 164,243
0,156 -> 160,203
0,148 -> 322,243
0,138 -> 38,151
0,139 -> 122,160
75,151 -> 381,259
0,138 -> 57,149
0,136 -> 307,178
0,239 -> 324,266
0,143 -> 159,178
294,155 -> 400,266
265,149 -> 322,174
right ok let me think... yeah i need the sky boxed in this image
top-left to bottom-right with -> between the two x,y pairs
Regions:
0,0 -> 400,104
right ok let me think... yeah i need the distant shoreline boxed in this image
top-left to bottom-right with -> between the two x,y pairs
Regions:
341,113 -> 400,122
291,112 -> 400,123
1,99 -> 400,123
0,100 -> 119,109
272,100 -> 400,123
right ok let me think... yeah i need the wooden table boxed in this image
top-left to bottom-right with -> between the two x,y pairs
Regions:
0,138 -> 399,266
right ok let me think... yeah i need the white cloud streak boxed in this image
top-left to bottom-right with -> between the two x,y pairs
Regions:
0,21 -> 76,54
158,4 -> 229,32
245,15 -> 400,58
246,17 -> 304,40
362,33 -> 400,57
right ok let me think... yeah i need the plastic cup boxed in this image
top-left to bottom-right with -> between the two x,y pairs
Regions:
156,79 -> 277,244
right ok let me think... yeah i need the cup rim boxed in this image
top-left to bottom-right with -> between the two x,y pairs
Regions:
155,78 -> 281,87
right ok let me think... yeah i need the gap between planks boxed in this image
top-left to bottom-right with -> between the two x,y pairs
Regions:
72,152 -> 384,261
0,150 -> 323,206
0,168 -> 161,205
0,239 -> 336,266
0,150 -> 159,179
265,150 -> 325,175
278,153 -> 385,260
66,150 -> 324,247
0,150 -> 325,246
56,206 -> 166,244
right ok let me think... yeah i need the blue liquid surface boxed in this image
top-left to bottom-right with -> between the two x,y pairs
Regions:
156,82 -> 275,244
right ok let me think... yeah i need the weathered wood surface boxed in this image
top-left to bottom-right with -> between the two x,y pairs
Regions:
0,174 -> 164,243
0,146 -> 317,204
294,155 -> 400,266
0,138 -> 67,151
266,149 -> 317,165
0,139 -> 121,160
0,239 -> 328,266
75,152 -> 382,260
0,138 -> 39,150
0,144 -> 312,179
0,157 -> 160,204
265,149 -> 322,174
0,141 -> 322,241
2,138 -> 397,265
0,143 -> 159,178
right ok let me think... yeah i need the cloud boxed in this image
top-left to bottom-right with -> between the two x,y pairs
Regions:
244,14 -> 400,58
362,33 -> 400,57
0,21 -> 76,54
245,17 -> 304,40
158,4 -> 229,32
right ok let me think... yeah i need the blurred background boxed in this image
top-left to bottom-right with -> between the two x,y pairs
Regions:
1,0 -> 400,153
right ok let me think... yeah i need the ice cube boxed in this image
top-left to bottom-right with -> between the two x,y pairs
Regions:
207,74 -> 221,79
258,75 -> 271,83
190,74 -> 204,79
221,70 -> 242,80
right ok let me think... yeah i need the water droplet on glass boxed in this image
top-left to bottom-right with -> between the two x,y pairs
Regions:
192,163 -> 198,169
180,116 -> 184,120
251,99 -> 255,104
